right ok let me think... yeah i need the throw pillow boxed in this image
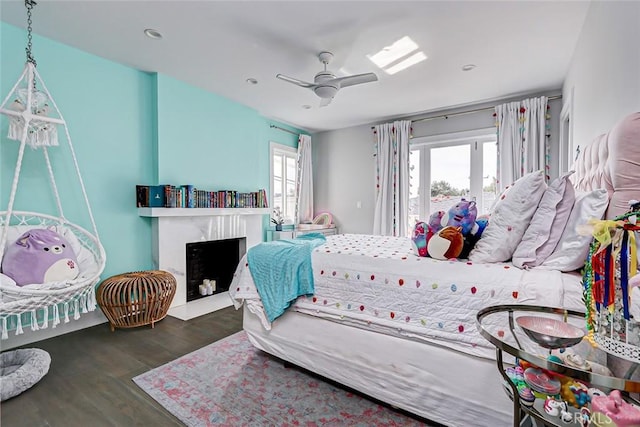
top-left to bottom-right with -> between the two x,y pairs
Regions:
469,170 -> 547,263
512,171 -> 576,268
541,189 -> 609,272
1,228 -> 79,286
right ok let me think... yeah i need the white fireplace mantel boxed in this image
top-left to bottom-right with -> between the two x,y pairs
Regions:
139,207 -> 269,320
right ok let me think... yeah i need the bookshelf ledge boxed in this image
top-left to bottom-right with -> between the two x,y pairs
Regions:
138,208 -> 271,217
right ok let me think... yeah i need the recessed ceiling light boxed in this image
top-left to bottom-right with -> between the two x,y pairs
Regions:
144,29 -> 163,40
246,78 -> 258,85
462,64 -> 476,71
302,105 -> 311,110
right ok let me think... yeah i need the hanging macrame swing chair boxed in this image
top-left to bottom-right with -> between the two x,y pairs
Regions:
0,2 -> 106,339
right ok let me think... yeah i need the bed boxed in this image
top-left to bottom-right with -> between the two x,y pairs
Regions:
230,112 -> 640,427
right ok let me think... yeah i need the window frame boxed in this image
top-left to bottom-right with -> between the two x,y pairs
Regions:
410,127 -> 496,220
269,141 -> 298,224
559,87 -> 574,174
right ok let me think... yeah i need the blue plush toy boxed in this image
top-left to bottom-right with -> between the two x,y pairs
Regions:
446,198 -> 477,235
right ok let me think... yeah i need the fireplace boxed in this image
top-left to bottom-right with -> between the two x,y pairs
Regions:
139,207 -> 269,320
186,237 -> 246,301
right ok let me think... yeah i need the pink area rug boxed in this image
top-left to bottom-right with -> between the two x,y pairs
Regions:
133,331 -> 431,426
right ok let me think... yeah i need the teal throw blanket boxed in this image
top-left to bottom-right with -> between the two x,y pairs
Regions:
247,233 -> 326,322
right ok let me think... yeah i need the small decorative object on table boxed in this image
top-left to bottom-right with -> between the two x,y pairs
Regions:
516,315 -> 585,349
271,207 -> 285,231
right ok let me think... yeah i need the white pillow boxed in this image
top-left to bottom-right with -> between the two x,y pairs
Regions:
512,171 -> 575,268
469,170 -> 547,263
541,189 -> 609,272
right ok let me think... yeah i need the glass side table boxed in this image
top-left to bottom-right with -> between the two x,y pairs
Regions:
477,305 -> 640,427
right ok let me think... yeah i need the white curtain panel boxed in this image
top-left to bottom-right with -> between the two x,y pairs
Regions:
373,120 -> 411,236
295,134 -> 314,224
496,96 -> 549,192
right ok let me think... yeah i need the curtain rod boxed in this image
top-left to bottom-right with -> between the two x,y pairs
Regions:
371,95 -> 562,129
270,124 -> 299,136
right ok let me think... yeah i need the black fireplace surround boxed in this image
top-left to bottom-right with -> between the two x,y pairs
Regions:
185,237 -> 246,301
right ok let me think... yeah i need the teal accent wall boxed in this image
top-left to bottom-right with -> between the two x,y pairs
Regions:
1,22 -> 302,290
1,23 -> 155,279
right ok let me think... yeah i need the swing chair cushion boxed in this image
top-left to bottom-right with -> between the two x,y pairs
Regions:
1,228 -> 78,287
0,348 -> 51,401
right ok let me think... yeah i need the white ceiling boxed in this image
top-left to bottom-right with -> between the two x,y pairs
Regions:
0,1 -> 591,133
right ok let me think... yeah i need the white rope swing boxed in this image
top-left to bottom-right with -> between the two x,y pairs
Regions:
0,59 -> 106,339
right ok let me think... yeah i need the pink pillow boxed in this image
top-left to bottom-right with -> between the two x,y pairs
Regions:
541,189 -> 609,272
512,172 -> 576,268
537,174 -> 576,262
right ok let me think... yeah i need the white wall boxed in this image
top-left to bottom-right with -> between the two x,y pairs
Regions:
563,1 -> 640,155
313,96 -> 561,234
314,124 -> 376,234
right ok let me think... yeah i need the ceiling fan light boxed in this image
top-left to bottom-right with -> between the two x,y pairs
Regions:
314,85 -> 338,99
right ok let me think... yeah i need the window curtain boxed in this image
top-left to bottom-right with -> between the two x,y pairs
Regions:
495,96 -> 550,192
373,120 -> 411,236
295,134 -> 314,224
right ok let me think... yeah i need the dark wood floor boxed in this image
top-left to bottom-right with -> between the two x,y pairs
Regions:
0,306 -> 243,427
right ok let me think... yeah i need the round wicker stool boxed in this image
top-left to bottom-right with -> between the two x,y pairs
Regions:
96,270 -> 176,331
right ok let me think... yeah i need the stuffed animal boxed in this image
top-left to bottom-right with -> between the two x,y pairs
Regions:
411,221 -> 434,257
427,226 -> 464,260
428,211 -> 445,232
446,198 -> 477,235
1,228 -> 79,286
459,215 -> 490,259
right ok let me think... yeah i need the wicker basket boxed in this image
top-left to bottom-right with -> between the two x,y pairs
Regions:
96,270 -> 176,331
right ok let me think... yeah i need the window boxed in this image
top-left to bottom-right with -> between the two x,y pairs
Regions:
270,142 -> 297,224
408,128 -> 497,235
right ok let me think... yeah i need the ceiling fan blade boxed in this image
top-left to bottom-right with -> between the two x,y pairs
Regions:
276,74 -> 316,88
333,73 -> 378,89
319,97 -> 332,107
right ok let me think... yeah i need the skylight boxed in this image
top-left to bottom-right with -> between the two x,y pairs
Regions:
367,36 -> 427,75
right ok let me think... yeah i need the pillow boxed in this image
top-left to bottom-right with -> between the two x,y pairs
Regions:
540,189 -> 609,272
512,171 -> 576,268
1,228 -> 79,286
469,171 -> 547,263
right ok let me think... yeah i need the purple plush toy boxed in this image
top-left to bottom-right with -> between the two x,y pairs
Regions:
1,228 -> 79,286
428,210 -> 445,232
446,198 -> 477,235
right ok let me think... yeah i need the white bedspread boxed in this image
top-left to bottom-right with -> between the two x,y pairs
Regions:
230,234 -> 581,359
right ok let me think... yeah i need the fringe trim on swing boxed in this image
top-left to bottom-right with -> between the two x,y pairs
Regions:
0,286 -> 97,339
7,117 -> 59,147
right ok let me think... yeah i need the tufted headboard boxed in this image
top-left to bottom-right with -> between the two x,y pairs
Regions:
572,112 -> 640,219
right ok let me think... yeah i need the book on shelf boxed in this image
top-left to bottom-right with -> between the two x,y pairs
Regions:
136,185 -> 165,207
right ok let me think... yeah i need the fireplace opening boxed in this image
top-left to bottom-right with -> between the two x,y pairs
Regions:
185,237 -> 246,302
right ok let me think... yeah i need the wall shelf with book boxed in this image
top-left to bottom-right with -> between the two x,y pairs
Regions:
138,207 -> 271,217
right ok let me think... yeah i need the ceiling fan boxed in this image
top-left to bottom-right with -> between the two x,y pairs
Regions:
276,51 -> 378,107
